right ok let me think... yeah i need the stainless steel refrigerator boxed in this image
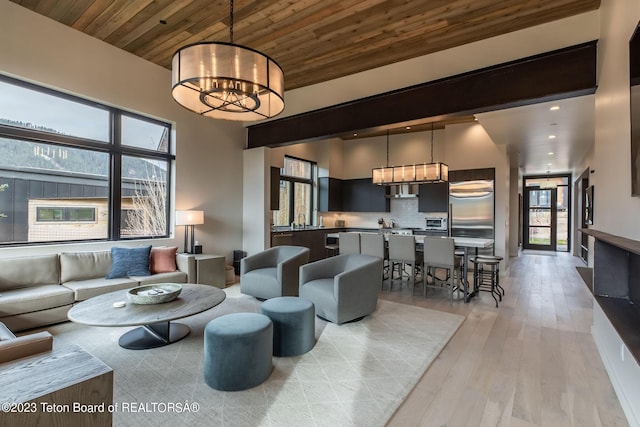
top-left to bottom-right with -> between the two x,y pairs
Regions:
449,179 -> 494,255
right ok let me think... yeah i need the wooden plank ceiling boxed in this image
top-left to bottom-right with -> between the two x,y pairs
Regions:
11,0 -> 600,90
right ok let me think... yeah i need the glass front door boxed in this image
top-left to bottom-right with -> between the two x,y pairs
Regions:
524,187 -> 557,250
523,175 -> 571,252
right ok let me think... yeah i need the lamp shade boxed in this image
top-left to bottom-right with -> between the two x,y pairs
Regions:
175,210 -> 204,226
415,162 -> 449,182
372,167 -> 394,184
393,165 -> 416,183
171,42 -> 284,121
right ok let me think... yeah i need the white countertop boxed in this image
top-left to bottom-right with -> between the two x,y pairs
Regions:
327,232 -> 494,249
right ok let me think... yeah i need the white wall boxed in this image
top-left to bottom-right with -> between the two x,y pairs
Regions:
242,148 -> 270,255
590,0 -> 640,424
592,0 -> 640,239
341,130 -> 445,180
0,1 -> 245,261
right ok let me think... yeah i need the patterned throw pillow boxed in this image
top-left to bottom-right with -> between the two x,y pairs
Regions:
150,247 -> 178,274
105,246 -> 152,279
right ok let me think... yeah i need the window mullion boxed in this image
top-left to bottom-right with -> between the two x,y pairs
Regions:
288,178 -> 295,226
110,112 -> 122,240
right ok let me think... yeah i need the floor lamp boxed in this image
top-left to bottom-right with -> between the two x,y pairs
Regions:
175,210 -> 204,254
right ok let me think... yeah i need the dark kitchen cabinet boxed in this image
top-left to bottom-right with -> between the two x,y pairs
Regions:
271,231 -> 293,246
418,182 -> 450,212
318,177 -> 343,212
292,230 -> 326,261
270,167 -> 280,210
342,178 -> 390,212
271,229 -> 327,261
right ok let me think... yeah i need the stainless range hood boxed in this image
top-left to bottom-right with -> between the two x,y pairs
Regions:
386,183 -> 419,198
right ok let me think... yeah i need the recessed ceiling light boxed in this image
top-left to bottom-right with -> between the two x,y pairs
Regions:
547,162 -> 553,166
548,152 -> 554,155
550,105 -> 560,111
549,135 -> 556,139
405,126 -> 411,130
353,133 -> 358,137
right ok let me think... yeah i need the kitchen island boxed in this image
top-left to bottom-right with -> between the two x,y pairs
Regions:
271,226 -> 463,261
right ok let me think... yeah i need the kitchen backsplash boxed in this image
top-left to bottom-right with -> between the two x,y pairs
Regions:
319,198 -> 434,229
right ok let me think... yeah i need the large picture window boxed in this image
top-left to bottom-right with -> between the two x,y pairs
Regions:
0,75 -> 173,246
273,156 -> 315,227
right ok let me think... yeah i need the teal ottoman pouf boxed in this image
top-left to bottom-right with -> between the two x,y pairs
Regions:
261,297 -> 315,357
204,312 -> 273,391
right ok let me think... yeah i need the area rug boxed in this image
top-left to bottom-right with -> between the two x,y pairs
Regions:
46,288 -> 464,427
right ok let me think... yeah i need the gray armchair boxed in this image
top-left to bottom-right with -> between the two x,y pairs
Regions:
299,254 -> 383,325
240,246 -> 310,299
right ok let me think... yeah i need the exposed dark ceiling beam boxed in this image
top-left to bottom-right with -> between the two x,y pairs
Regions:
247,41 -> 597,149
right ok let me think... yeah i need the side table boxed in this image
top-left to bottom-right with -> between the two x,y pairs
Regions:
194,254 -> 227,288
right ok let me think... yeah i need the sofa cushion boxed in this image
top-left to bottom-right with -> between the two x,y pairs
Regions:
60,251 -> 112,283
150,247 -> 178,274
62,277 -> 138,301
0,285 -> 74,316
0,254 -> 59,291
106,246 -> 152,279
134,271 -> 188,286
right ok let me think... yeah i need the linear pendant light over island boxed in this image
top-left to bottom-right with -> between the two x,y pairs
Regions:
372,123 -> 448,185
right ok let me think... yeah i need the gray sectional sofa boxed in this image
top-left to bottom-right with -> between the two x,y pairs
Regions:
0,250 -> 194,332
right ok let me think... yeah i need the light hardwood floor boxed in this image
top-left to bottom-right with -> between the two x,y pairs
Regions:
382,251 -> 629,427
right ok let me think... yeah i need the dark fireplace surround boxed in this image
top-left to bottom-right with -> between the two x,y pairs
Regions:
582,229 -> 640,364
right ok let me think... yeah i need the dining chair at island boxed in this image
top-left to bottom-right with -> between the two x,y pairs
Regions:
422,237 -> 463,303
413,235 -> 494,303
388,234 -> 421,290
338,232 -> 360,255
360,232 -> 389,282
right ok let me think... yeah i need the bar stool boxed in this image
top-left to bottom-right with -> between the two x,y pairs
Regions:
388,234 -> 420,290
470,256 -> 501,307
475,254 -> 504,297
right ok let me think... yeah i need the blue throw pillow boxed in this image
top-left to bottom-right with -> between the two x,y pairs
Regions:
106,246 -> 152,279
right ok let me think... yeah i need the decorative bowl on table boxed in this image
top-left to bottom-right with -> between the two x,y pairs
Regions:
127,284 -> 182,305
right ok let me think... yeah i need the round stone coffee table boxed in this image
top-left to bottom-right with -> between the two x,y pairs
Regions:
68,284 -> 226,350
